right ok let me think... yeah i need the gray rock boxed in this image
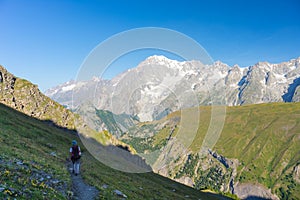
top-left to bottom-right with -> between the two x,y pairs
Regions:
0,65 -> 77,131
234,183 -> 280,200
101,184 -> 108,189
16,161 -> 23,165
50,152 -> 57,157
51,180 -> 60,184
113,189 -> 127,198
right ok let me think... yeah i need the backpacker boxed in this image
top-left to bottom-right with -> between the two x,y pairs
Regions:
72,146 -> 80,160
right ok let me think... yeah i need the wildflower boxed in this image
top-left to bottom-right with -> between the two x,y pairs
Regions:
39,182 -> 47,189
4,170 -> 10,176
4,189 -> 12,196
31,179 -> 38,187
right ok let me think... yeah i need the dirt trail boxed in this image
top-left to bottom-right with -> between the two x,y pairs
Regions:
68,162 -> 99,200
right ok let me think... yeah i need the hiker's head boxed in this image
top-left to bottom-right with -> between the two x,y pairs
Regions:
72,140 -> 77,146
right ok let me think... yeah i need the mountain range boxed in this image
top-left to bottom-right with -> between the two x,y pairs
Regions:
0,65 -> 231,199
45,56 -> 300,138
46,55 -> 300,122
44,56 -> 300,199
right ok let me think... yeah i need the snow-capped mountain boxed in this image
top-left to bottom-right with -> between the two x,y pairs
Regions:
45,55 -> 300,122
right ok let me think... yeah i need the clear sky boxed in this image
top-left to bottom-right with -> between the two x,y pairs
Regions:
0,0 -> 300,91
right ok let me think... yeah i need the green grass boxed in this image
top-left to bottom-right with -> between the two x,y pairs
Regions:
123,102 -> 300,199
213,103 -> 300,197
0,103 -> 229,200
0,103 -> 73,199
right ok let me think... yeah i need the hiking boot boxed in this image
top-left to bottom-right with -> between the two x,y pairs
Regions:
72,169 -> 75,174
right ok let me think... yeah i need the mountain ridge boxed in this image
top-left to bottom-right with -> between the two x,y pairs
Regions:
42,55 -> 300,152
45,56 -> 300,131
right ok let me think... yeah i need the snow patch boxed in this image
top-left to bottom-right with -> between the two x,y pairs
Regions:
273,73 -> 287,83
61,84 -> 76,92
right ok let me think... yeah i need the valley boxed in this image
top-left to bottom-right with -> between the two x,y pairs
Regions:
1,55 -> 300,199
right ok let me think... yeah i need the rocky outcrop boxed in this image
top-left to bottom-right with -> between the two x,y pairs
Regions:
234,183 -> 280,200
0,65 -> 138,157
292,85 -> 300,102
208,149 -> 230,168
0,65 -> 76,130
294,165 -> 300,183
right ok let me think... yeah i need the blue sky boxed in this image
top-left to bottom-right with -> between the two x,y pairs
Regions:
0,0 -> 299,91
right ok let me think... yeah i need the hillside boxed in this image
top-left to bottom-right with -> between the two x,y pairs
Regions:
0,65 -> 77,130
0,65 -> 134,149
121,102 -> 300,199
0,103 -> 230,199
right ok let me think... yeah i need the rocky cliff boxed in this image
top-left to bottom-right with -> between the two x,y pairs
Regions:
0,65 -> 76,130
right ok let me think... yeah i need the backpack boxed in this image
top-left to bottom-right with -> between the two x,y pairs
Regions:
72,146 -> 80,160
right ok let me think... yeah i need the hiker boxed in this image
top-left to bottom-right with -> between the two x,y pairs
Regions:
70,140 -> 81,176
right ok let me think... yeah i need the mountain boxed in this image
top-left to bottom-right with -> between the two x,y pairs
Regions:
121,102 -> 300,200
0,65 -> 156,173
0,103 -> 231,199
0,65 -> 230,199
0,65 -> 76,130
74,102 -> 138,138
0,65 -> 134,147
43,56 -> 300,198
45,56 -> 300,124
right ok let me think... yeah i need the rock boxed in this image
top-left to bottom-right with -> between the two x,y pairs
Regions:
176,176 -> 194,187
0,65 -> 77,131
0,71 -> 3,83
50,152 -> 57,157
46,143 -> 53,148
113,189 -> 127,198
234,183 -> 280,200
101,184 -> 108,189
67,190 -> 73,197
16,161 -> 23,165
294,164 -> 300,183
0,187 -> 5,192
209,150 -> 229,168
51,180 -> 60,184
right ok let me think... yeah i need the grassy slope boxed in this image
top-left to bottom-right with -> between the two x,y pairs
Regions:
123,102 -> 300,199
0,103 -> 228,200
0,103 -> 74,199
214,103 -> 300,198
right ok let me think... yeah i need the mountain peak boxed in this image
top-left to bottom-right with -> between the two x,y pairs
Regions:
140,55 -> 183,67
213,60 -> 230,68
146,55 -> 172,62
